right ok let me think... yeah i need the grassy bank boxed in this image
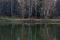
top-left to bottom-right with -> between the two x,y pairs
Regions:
0,17 -> 60,24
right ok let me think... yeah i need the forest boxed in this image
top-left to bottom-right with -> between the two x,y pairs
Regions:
0,0 -> 60,40
0,0 -> 60,19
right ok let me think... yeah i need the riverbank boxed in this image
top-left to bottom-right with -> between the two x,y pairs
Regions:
0,17 -> 60,24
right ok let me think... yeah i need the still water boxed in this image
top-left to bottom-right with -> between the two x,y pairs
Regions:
0,24 -> 60,40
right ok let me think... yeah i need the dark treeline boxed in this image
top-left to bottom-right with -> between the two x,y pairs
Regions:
0,0 -> 43,18
55,0 -> 60,16
51,0 -> 60,19
0,0 -> 60,19
0,0 -> 19,17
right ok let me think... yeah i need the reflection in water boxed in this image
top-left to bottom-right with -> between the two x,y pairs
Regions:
53,36 -> 57,40
0,24 -> 60,40
16,36 -> 20,40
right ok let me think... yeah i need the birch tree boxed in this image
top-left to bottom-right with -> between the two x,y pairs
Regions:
42,0 -> 57,19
